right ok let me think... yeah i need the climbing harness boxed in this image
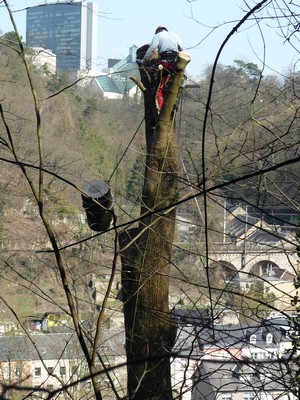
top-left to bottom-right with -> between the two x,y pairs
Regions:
154,51 -> 179,109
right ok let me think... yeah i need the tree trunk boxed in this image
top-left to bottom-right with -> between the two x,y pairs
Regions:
119,50 -> 190,399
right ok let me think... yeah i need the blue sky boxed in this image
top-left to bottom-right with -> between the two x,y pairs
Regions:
1,0 -> 299,77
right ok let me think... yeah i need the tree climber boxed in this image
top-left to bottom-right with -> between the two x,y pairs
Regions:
142,26 -> 183,109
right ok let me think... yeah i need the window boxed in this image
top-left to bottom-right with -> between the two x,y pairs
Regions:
71,366 -> 78,375
47,366 -> 54,374
47,384 -> 54,391
261,394 -> 273,400
249,334 -> 256,344
244,394 -> 255,400
15,366 -> 22,378
35,367 -> 41,377
253,351 -> 265,359
266,333 -> 273,344
60,366 -> 66,376
221,395 -> 232,400
3,366 -> 10,379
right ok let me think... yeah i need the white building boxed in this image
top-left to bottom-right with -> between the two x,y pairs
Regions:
30,47 -> 56,75
0,331 -> 126,399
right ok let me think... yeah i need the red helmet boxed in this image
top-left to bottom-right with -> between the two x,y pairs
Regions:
155,25 -> 168,34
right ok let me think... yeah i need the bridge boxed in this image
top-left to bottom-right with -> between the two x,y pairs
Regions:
207,245 -> 299,278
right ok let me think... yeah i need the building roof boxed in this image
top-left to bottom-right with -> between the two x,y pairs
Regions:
227,205 -> 294,247
95,75 -> 122,94
94,67 -> 138,98
262,265 -> 295,281
192,359 -> 293,400
0,334 -> 76,361
94,45 -> 140,99
173,324 -> 201,358
245,229 -> 289,246
229,212 -> 262,238
171,309 -> 292,354
194,317 -> 292,354
0,330 -> 126,362
172,308 -> 212,327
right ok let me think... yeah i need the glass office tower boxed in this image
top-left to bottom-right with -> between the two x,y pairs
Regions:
26,2 -> 98,73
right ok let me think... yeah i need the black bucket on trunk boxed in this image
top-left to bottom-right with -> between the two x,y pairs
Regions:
82,179 -> 113,232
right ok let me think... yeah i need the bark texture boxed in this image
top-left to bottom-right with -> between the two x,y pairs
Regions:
119,49 -> 190,399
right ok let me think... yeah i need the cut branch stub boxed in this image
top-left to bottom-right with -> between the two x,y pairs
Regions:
82,179 -> 113,232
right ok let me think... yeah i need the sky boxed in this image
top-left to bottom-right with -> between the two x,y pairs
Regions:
1,0 -> 299,77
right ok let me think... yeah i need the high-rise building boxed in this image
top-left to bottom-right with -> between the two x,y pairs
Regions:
26,1 -> 98,73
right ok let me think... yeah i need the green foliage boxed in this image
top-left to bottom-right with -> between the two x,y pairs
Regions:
249,279 -> 276,314
184,61 -> 300,213
0,34 -> 27,81
126,153 -> 146,204
46,73 -> 70,93
83,98 -> 98,117
230,278 -> 277,324
233,59 -> 262,82
40,62 -> 52,77
81,128 -> 106,161
1,31 -> 23,50
251,278 -> 264,294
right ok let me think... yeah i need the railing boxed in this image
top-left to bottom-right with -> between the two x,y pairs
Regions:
207,243 -> 296,254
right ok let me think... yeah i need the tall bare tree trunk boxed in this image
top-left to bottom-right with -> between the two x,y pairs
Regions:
119,49 -> 190,399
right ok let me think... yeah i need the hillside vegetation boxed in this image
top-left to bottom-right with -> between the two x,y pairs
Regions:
0,35 -> 145,317
0,33 -> 299,318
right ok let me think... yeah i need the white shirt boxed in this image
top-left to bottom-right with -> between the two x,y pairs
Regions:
143,30 -> 183,60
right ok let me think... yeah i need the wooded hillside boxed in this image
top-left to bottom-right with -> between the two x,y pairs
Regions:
1,33 -> 299,318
